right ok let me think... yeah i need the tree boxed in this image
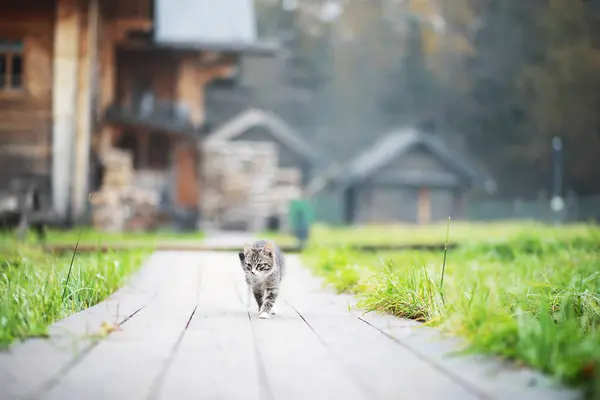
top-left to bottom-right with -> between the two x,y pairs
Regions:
518,0 -> 600,195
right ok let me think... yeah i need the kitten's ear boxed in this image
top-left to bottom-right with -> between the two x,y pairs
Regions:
262,241 -> 274,258
238,252 -> 245,264
243,242 -> 251,253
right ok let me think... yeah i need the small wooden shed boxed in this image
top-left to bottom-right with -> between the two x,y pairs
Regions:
335,128 -> 494,225
204,108 -> 324,185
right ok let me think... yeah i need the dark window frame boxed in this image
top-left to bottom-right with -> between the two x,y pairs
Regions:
0,40 -> 25,92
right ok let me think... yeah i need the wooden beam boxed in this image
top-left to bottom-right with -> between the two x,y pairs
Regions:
72,0 -> 100,220
98,3 -> 117,154
52,0 -> 82,219
176,55 -> 204,126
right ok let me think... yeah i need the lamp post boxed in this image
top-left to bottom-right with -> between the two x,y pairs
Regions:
550,136 -> 564,223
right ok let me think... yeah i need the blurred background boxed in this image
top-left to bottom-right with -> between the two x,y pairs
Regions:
1,0 -> 599,235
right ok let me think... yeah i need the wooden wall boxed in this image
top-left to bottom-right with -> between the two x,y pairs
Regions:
0,1 -> 55,187
116,50 -> 178,107
115,50 -> 236,126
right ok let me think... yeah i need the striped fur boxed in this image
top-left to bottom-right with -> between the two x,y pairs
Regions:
238,240 -> 285,319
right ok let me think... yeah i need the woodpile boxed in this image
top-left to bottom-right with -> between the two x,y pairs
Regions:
89,148 -> 160,232
201,141 -> 302,231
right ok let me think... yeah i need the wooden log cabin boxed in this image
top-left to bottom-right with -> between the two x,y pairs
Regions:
330,128 -> 495,225
0,0 -> 277,225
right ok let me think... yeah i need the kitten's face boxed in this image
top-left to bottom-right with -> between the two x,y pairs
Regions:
238,245 -> 274,279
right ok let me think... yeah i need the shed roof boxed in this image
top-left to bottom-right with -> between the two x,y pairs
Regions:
204,109 -> 325,166
337,128 -> 495,190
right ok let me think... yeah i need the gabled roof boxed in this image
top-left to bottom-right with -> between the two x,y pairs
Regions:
337,127 -> 495,190
204,109 -> 324,166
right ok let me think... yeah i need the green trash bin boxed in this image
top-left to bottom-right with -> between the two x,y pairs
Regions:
288,198 -> 313,249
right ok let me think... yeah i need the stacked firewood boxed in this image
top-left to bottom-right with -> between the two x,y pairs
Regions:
202,141 -> 276,230
89,148 -> 160,232
202,141 -> 302,231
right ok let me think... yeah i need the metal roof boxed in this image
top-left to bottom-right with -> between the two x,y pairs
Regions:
337,127 -> 495,190
154,0 -> 263,48
204,108 -> 325,166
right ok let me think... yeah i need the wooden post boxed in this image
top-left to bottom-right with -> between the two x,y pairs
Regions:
72,0 -> 100,220
418,186 -> 431,225
174,140 -> 200,209
176,55 -> 204,126
52,0 -> 81,220
98,4 -> 116,154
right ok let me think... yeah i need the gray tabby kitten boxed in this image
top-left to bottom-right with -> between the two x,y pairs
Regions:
238,240 -> 285,319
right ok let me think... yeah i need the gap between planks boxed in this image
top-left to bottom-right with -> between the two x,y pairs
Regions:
230,270 -> 275,400
27,300 -> 155,400
145,266 -> 202,400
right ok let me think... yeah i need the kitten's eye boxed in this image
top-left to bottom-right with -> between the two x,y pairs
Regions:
245,263 -> 252,270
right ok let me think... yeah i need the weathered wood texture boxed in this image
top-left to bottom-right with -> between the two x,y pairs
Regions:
116,51 -> 177,106
72,0 -> 101,218
0,251 -> 164,399
106,0 -> 153,35
0,250 -> 581,400
0,2 -> 55,188
40,252 -> 201,400
281,256 -> 579,400
174,140 -> 200,208
88,147 -> 161,231
176,55 -> 203,125
202,141 -> 302,231
51,0 -> 84,218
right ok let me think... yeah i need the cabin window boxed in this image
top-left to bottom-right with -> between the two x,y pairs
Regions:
0,40 -> 24,91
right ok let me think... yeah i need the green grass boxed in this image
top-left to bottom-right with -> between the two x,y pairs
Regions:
0,228 -> 205,248
303,224 -> 600,397
265,221 -> 594,247
0,243 -> 149,349
44,228 -> 205,246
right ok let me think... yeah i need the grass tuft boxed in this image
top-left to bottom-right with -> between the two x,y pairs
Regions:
0,241 -> 148,349
303,223 -> 600,396
61,229 -> 81,303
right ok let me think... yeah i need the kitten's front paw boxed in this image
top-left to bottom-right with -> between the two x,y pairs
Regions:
258,312 -> 270,319
270,305 -> 277,315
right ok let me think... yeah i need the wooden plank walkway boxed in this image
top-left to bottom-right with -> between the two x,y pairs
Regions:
0,251 -> 581,400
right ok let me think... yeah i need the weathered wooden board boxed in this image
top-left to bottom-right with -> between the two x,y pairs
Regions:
279,256 -> 478,400
39,252 -> 202,400
0,252 -> 164,399
156,252 -> 263,400
224,253 -> 367,400
0,248 -> 583,400
248,299 -> 369,400
358,312 -> 581,400
282,255 -> 581,400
